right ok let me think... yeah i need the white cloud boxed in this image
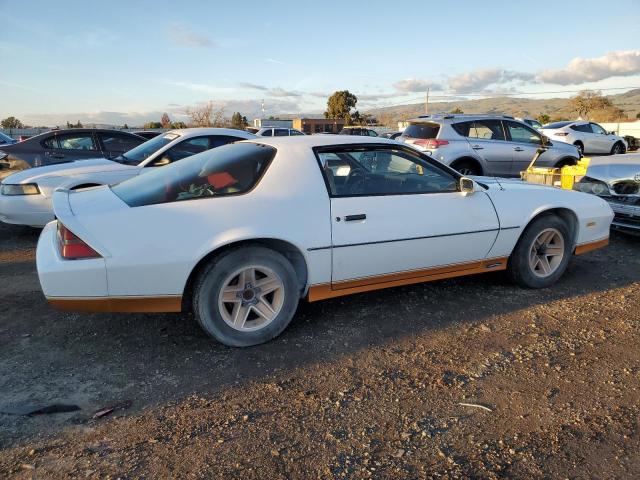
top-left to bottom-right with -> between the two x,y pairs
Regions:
537,50 -> 640,85
448,69 -> 533,93
167,24 -> 216,48
237,82 -> 302,97
393,78 -> 442,93
161,80 -> 238,94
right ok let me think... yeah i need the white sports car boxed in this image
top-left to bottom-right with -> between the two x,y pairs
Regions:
0,128 -> 255,227
540,121 -> 627,156
36,136 -> 613,346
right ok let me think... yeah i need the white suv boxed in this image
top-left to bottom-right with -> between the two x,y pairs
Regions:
398,114 -> 581,177
540,121 -> 627,156
256,127 -> 305,137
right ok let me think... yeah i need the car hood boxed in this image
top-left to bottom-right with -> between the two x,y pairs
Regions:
474,176 -> 557,192
1,158 -> 131,184
583,154 -> 640,184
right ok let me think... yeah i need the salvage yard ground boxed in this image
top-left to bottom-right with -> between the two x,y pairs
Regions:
0,222 -> 639,478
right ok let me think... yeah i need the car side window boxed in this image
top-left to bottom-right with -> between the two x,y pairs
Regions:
208,135 -> 245,149
274,129 -> 288,137
290,129 -> 304,136
99,132 -> 142,153
570,124 -> 590,133
590,123 -> 606,135
506,121 -> 541,145
53,133 -> 98,151
368,130 -> 378,137
261,129 -> 273,137
466,120 -> 505,141
154,136 -> 210,165
316,147 -> 458,197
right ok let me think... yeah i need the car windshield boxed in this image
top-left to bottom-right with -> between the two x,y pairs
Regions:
111,142 -> 275,207
115,133 -> 180,165
543,121 -> 573,129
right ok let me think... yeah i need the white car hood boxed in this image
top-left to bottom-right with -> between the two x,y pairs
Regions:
2,158 -> 131,184
474,176 -> 556,192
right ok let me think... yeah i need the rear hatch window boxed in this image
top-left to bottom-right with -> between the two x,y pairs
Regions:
402,123 -> 440,139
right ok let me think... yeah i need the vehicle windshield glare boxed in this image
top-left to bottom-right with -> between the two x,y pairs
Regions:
111,142 -> 275,207
116,133 -> 180,165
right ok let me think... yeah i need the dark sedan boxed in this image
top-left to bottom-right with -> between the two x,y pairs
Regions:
0,129 -> 146,176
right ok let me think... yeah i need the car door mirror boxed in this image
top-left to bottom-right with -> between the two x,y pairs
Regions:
608,131 -> 616,135
152,156 -> 171,167
460,177 -> 476,195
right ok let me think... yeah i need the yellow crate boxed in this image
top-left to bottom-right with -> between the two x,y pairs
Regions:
521,167 -> 562,187
560,158 -> 590,190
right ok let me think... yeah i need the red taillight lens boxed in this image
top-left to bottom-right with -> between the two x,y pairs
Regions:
57,222 -> 101,260
554,132 -> 569,136
413,139 -> 449,149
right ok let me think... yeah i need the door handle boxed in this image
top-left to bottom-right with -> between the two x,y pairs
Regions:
344,214 -> 366,221
514,147 -> 524,152
472,145 -> 483,150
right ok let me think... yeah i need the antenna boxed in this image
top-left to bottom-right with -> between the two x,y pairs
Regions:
261,99 -> 265,117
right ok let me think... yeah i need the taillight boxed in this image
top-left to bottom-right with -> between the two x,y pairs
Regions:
57,222 -> 101,259
413,139 -> 449,149
554,132 -> 569,136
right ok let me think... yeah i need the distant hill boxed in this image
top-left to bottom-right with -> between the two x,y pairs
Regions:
365,88 -> 640,124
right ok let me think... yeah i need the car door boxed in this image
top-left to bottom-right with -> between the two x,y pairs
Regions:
462,120 -> 512,177
315,145 -> 500,285
97,132 -> 145,160
504,120 -> 545,175
589,123 -> 615,153
42,131 -> 101,166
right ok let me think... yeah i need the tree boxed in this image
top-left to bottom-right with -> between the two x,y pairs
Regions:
231,112 -> 248,129
451,107 -> 464,114
536,114 -> 550,125
170,121 -> 187,129
123,123 -> 129,129
1,116 -> 23,129
636,113 -> 640,119
161,113 -> 171,128
568,90 -> 612,120
66,120 -> 83,128
186,101 -> 226,127
325,90 -> 358,125
143,121 -> 162,129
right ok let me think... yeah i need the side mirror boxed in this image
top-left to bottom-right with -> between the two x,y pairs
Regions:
152,156 -> 171,167
460,177 -> 476,195
608,131 -> 616,135
541,135 -> 551,148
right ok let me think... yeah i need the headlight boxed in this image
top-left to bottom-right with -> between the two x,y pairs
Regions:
1,183 -> 40,195
573,177 -> 610,196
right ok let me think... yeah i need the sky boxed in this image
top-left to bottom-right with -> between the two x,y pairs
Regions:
1,0 -> 639,126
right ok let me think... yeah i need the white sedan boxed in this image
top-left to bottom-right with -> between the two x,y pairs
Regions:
0,128 -> 255,227
36,136 -> 613,347
540,121 -> 627,155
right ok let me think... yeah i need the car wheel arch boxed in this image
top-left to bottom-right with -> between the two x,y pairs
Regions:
515,207 -> 579,252
450,156 -> 483,175
181,238 -> 309,313
553,157 -> 579,169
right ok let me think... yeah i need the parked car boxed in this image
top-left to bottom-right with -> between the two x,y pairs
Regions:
516,118 -> 543,130
0,128 -> 256,227
0,132 -> 17,146
398,114 -> 581,177
36,136 -> 612,347
540,121 -> 628,156
133,130 -> 163,140
256,127 -> 304,137
0,128 -> 146,178
572,153 -> 640,233
339,127 -> 378,136
379,131 -> 402,140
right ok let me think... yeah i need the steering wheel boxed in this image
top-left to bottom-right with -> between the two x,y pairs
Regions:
344,167 -> 366,194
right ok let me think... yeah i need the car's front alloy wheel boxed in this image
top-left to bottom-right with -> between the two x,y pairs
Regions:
194,246 -> 299,346
508,215 -> 572,288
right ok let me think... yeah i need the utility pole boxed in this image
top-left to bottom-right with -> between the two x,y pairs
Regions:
261,99 -> 265,117
425,87 -> 430,114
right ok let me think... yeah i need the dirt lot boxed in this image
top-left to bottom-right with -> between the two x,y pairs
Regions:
0,221 -> 639,478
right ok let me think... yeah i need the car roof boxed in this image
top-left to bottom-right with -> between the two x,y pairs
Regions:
408,114 -> 516,123
244,135 -> 399,148
165,128 -> 256,139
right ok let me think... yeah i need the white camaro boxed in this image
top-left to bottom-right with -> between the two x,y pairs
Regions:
0,128 -> 256,227
36,136 -> 613,346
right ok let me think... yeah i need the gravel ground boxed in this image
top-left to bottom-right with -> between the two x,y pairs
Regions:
0,221 -> 638,479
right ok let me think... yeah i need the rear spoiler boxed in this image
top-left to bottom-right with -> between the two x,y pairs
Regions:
52,188 -> 111,258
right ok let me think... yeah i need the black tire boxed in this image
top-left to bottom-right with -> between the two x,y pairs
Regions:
507,215 -> 572,289
573,141 -> 584,156
193,246 -> 299,347
610,142 -> 626,155
554,157 -> 578,169
452,159 -> 481,176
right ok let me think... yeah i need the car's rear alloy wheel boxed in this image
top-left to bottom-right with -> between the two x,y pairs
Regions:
218,266 -> 285,332
194,246 -> 299,347
453,160 -> 481,176
508,215 -> 572,288
528,228 -> 565,278
611,142 -> 626,155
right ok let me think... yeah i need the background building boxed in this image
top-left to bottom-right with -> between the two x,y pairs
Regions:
253,118 -> 293,128
292,118 -> 344,135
